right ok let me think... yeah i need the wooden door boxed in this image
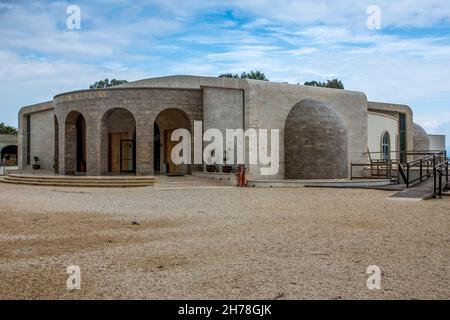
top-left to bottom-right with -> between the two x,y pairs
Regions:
120,140 -> 135,172
164,129 -> 182,175
109,133 -> 128,173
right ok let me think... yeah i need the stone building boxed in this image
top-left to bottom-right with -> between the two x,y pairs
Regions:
18,75 -> 438,180
0,134 -> 18,166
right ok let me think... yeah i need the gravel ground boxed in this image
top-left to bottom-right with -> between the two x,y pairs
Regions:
0,176 -> 449,299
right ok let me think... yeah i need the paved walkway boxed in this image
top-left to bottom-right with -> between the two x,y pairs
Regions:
390,178 -> 435,200
154,175 -> 234,189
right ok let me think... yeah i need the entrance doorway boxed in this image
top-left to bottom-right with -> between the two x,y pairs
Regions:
101,108 -> 136,175
164,129 -> 183,175
76,115 -> 86,173
65,111 -> 87,175
1,145 -> 18,166
154,108 -> 191,176
109,133 -> 136,173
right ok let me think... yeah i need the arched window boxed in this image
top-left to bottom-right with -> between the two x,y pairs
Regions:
382,132 -> 390,161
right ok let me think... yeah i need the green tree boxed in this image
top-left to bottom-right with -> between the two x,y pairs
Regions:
241,70 -> 268,81
89,78 -> 128,89
218,73 -> 240,78
219,70 -> 269,81
0,122 -> 18,135
304,79 -> 344,89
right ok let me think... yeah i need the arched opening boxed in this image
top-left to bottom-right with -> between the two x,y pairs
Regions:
54,115 -> 59,173
284,99 -> 348,179
101,108 -> 136,175
381,131 -> 390,161
154,108 -> 191,175
65,111 -> 86,175
1,145 -> 18,166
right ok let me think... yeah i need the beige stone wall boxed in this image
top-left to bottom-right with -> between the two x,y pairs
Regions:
30,109 -> 55,171
367,111 -> 399,161
284,100 -> 348,179
18,76 -> 419,179
18,102 -> 55,171
115,76 -> 371,179
368,102 -> 414,162
203,87 -> 244,169
245,81 -> 368,180
428,134 -> 446,152
53,88 -> 202,176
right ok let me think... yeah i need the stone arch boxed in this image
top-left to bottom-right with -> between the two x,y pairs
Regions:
1,145 -> 18,166
65,111 -> 87,175
100,108 -> 137,174
154,108 -> 191,175
284,99 -> 348,179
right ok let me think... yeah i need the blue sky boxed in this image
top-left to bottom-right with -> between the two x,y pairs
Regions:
0,0 -> 449,150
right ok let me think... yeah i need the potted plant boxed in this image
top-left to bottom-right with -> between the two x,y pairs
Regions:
222,150 -> 233,173
32,156 -> 41,170
206,150 -> 216,172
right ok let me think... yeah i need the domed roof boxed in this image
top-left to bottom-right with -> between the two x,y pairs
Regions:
413,123 -> 430,152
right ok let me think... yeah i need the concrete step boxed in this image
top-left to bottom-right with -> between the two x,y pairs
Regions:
4,176 -> 154,183
7,173 -> 153,181
3,177 -> 154,185
1,180 -> 152,187
1,174 -> 154,187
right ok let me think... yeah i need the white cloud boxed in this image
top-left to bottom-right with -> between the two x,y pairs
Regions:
144,0 -> 450,29
0,50 -> 149,125
0,0 -> 449,143
0,1 -> 182,59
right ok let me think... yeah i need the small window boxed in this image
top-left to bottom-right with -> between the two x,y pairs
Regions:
382,132 -> 390,161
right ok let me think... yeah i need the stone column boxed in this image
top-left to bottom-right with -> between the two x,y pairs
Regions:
63,120 -> 76,175
57,113 -> 65,175
86,115 -> 102,176
17,113 -> 26,170
190,118 -> 202,173
136,117 -> 153,176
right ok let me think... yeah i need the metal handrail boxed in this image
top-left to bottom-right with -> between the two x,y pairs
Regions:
433,159 -> 449,198
365,150 -> 446,162
399,151 -> 447,188
352,150 -> 448,191
350,160 -> 393,180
